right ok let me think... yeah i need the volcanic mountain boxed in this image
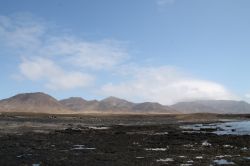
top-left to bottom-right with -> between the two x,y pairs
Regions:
60,97 -> 88,111
3,92 -> 250,114
133,102 -> 176,113
171,100 -> 250,114
60,96 -> 134,112
60,96 -> 176,113
97,97 -> 135,112
0,92 -> 69,113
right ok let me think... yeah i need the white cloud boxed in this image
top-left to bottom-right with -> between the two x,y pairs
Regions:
0,13 -> 240,103
20,57 -> 94,90
100,66 -> 236,105
0,14 -> 45,52
0,13 -> 129,90
0,14 -> 128,70
245,94 -> 250,99
44,37 -> 128,70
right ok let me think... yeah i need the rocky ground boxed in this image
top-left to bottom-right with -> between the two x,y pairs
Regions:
0,114 -> 250,166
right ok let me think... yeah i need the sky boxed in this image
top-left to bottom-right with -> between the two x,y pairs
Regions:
0,0 -> 250,105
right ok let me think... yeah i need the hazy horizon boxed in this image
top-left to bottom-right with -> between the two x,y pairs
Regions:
1,0 -> 250,105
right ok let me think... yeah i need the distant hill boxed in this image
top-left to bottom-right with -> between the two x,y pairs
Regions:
133,102 -> 176,113
0,92 -> 69,113
60,97 -> 87,111
60,96 -> 176,113
3,92 -> 250,114
97,97 -> 135,112
171,100 -> 250,114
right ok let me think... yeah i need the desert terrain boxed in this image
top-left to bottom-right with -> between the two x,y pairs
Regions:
0,113 -> 250,166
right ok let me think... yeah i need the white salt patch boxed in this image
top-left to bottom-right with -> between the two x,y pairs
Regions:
145,148 -> 168,151
16,154 -> 32,158
88,126 -> 110,130
179,156 -> 186,158
180,164 -> 192,166
196,156 -> 203,159
71,145 -> 95,150
213,159 -> 235,165
133,142 -> 139,145
216,155 -> 232,158
202,140 -> 211,147
156,158 -> 174,162
82,147 -> 95,150
153,132 -> 168,135
241,147 -> 248,150
187,160 -> 194,163
136,157 -> 144,159
183,144 -> 193,148
223,145 -> 234,148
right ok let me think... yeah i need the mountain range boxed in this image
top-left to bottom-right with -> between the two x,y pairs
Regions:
0,92 -> 250,114
171,100 -> 250,114
60,96 -> 176,113
0,92 -> 175,114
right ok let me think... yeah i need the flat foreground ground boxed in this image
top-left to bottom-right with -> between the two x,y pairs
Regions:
0,113 -> 250,165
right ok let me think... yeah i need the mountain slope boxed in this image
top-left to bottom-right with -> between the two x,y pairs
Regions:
60,96 -> 177,113
97,97 -> 135,112
171,100 -> 250,114
60,97 -> 87,111
132,102 -> 176,113
60,96 -> 134,112
0,92 -> 69,113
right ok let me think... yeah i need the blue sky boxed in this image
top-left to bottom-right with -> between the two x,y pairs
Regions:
0,0 -> 250,104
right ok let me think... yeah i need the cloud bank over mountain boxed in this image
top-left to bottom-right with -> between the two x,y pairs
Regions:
0,13 -> 237,104
100,66 -> 236,105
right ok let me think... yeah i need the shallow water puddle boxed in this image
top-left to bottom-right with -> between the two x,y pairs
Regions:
32,164 -> 40,166
213,159 -> 235,165
215,155 -> 232,158
126,131 -> 168,135
181,121 -> 250,135
243,157 -> 250,160
16,153 -> 32,158
156,158 -> 174,162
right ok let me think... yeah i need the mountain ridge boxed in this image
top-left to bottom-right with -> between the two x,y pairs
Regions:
0,92 -> 177,114
60,96 -> 175,113
171,100 -> 250,114
0,92 -> 250,114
